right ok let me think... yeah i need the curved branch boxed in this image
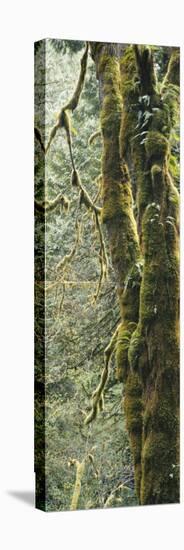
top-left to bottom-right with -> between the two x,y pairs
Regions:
46,43 -> 89,155
84,324 -> 120,425
35,193 -> 69,213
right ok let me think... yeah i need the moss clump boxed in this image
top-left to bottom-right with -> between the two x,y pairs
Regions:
128,325 -> 146,373
115,321 -> 137,382
119,46 -> 139,161
163,49 -> 180,88
150,104 -> 171,137
145,131 -> 169,163
142,202 -> 165,256
101,181 -> 133,223
166,171 -> 180,222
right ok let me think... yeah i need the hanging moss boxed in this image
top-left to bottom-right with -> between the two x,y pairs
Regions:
85,324 -> 120,425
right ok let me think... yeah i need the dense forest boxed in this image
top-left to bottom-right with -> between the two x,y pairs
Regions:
34,40 -> 180,511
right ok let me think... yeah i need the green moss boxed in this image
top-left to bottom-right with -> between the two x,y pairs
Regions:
128,324 -> 145,372
145,131 -> 169,163
96,49 -> 140,289
140,343 -> 179,504
151,164 -> 164,201
120,46 -> 138,99
119,46 -> 139,161
150,104 -> 171,137
115,259 -> 143,381
166,171 -> 179,221
100,55 -> 122,137
101,181 -> 133,223
134,45 -> 157,96
141,368 -> 179,504
141,430 -> 179,504
94,42 -> 180,506
163,49 -> 180,88
116,321 -> 137,382
124,372 -> 143,501
139,172 -> 179,504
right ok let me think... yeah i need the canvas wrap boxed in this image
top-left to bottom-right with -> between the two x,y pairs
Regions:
34,39 -> 180,512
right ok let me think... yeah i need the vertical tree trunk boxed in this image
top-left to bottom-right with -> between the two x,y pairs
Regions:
119,45 -> 179,504
91,42 -> 180,504
91,43 -> 143,500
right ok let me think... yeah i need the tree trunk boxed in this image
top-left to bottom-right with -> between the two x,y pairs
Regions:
91,42 -> 143,501
91,42 -> 179,504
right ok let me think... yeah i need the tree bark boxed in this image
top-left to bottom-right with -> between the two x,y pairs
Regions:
91,42 -> 143,500
91,42 -> 180,504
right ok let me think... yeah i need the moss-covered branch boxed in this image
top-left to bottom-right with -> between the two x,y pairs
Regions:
55,219 -> 81,273
69,446 -> 97,510
70,459 -> 85,511
65,42 -> 89,111
35,193 -> 69,213
84,324 -> 120,425
88,129 -> 101,146
45,42 -> 89,156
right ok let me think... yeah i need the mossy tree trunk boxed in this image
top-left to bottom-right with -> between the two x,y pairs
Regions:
91,42 -> 144,500
91,42 -> 179,504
